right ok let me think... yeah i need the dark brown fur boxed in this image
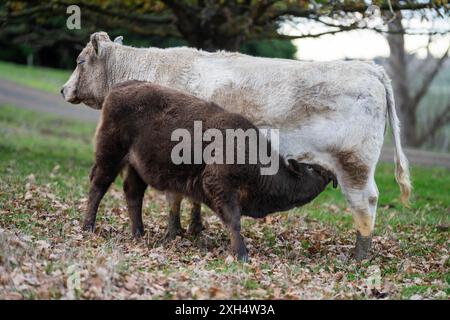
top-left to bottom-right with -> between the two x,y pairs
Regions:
84,80 -> 336,261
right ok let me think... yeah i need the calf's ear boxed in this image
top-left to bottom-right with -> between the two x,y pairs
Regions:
286,159 -> 302,177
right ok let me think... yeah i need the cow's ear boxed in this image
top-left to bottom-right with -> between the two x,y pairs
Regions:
91,35 -> 100,55
90,32 -> 111,55
113,36 -> 123,45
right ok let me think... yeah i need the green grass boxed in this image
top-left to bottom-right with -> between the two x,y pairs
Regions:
0,61 -> 70,94
0,104 -> 448,300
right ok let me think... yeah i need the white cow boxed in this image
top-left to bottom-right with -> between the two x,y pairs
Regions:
62,32 -> 411,260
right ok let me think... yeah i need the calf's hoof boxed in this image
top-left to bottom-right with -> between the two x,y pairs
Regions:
82,221 -> 95,232
237,252 -> 249,263
235,244 -> 249,263
162,226 -> 184,243
354,231 -> 372,261
132,226 -> 145,240
187,221 -> 204,236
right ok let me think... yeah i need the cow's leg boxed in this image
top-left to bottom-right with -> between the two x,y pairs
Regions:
163,192 -> 184,242
187,201 -> 204,235
123,166 -> 147,239
341,173 -> 379,261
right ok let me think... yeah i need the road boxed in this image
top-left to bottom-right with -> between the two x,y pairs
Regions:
1,79 -> 449,168
0,79 -> 99,122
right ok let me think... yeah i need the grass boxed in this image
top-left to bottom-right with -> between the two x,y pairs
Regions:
0,61 -> 70,94
0,104 -> 448,299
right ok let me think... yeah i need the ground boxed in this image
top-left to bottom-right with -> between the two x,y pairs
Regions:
0,104 -> 448,299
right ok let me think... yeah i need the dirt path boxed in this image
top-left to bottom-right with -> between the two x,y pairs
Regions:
1,79 -> 449,168
0,79 -> 99,122
380,146 -> 450,169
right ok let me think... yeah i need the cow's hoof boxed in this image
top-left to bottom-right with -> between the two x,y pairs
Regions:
354,231 -> 372,261
187,221 -> 204,236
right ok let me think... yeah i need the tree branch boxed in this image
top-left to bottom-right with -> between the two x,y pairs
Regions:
270,2 -> 437,21
412,45 -> 450,109
1,1 -> 175,26
57,1 -> 175,25
416,103 -> 450,146
271,24 -> 450,41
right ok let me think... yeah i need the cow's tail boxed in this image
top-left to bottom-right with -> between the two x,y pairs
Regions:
379,67 -> 412,206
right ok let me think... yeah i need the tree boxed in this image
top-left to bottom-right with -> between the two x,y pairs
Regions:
1,1 -> 447,52
1,1 -> 449,148
386,10 -> 450,147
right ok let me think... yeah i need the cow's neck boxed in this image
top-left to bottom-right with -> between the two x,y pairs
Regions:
105,45 -> 194,91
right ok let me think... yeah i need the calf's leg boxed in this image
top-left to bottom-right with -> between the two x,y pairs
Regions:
187,201 -> 204,235
123,166 -> 147,239
203,176 -> 248,261
84,162 -> 122,232
163,192 -> 184,241
219,198 -> 248,262
163,195 -> 204,237
84,128 -> 126,232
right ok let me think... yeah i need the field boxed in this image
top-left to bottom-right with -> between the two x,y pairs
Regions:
0,104 -> 448,299
0,61 -> 70,94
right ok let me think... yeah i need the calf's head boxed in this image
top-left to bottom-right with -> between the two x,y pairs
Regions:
61,31 -> 123,109
287,159 -> 338,193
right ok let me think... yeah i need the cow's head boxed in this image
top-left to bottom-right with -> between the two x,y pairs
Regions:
61,31 -> 123,109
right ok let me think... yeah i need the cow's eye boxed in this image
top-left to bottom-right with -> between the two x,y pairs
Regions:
306,165 -> 314,172
77,59 -> 85,65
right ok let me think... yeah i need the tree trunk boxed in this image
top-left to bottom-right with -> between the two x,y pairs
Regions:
386,11 -> 419,146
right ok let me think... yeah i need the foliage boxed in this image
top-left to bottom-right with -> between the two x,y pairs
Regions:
240,39 -> 297,59
0,1 -> 446,68
0,104 -> 448,299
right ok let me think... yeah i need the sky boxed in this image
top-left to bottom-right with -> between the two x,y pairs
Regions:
282,12 -> 450,61
293,30 -> 450,61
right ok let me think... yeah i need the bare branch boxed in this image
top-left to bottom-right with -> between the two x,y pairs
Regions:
416,104 -> 450,146
273,24 -> 450,41
412,45 -> 450,108
273,28 -> 346,40
268,2 -> 437,21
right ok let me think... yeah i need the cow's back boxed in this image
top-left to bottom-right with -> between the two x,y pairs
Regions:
189,55 -> 387,126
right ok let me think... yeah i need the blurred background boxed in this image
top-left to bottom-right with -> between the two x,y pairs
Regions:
0,0 -> 449,156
